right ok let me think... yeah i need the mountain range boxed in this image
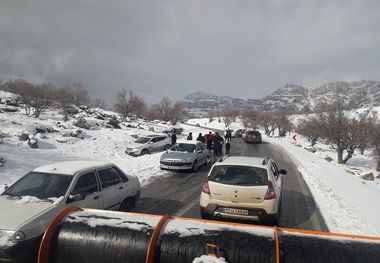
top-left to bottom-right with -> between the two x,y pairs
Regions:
181,80 -> 380,113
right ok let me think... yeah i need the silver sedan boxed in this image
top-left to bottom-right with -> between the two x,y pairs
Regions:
160,140 -> 209,172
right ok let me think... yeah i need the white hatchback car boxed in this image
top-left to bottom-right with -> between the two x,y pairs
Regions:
125,134 -> 172,156
199,156 -> 286,224
0,161 -> 140,262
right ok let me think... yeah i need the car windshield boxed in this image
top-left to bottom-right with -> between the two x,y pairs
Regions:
209,165 -> 268,186
135,137 -> 150,144
172,143 -> 196,153
3,172 -> 73,199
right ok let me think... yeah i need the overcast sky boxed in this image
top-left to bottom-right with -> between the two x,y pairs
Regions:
1,0 -> 379,103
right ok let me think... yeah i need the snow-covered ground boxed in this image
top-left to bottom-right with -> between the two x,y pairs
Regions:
0,92 -> 210,190
188,117 -> 380,237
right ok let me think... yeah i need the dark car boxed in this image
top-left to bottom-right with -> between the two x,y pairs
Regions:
243,130 -> 262,143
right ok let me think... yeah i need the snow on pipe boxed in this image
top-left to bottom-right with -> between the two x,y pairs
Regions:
37,207 -> 380,263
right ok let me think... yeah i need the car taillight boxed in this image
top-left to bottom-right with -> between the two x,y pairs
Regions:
202,178 -> 210,194
264,181 -> 276,200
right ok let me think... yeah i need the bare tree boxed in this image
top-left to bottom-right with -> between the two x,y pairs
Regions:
30,84 -> 54,117
72,84 -> 90,106
91,98 -> 107,109
297,116 -> 322,147
114,89 -> 146,119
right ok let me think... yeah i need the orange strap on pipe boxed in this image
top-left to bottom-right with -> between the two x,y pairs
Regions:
145,214 -> 172,263
38,206 -> 83,263
274,226 -> 280,263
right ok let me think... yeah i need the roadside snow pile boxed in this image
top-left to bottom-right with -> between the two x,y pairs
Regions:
267,133 -> 380,236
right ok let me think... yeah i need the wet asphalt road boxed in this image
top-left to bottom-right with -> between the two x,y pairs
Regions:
134,138 -> 328,231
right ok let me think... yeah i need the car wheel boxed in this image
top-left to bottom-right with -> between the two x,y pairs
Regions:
120,197 -> 135,212
201,212 -> 211,220
191,161 -> 198,172
141,149 -> 149,155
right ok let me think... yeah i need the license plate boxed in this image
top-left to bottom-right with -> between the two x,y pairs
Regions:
223,208 -> 249,215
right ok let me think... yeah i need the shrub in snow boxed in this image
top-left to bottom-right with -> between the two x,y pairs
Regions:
361,172 -> 374,181
324,156 -> 334,162
34,123 -> 57,133
304,146 -> 317,153
18,131 -> 30,141
70,129 -> 83,138
73,117 -> 90,129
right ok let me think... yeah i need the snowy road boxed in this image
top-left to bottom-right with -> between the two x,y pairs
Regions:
134,138 -> 328,231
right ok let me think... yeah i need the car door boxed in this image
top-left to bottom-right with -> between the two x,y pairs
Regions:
270,162 -> 282,200
196,143 -> 207,164
97,167 -> 125,210
70,170 -> 103,209
149,137 -> 158,152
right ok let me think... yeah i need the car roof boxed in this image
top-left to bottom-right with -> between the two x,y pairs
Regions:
176,140 -> 200,145
33,161 -> 114,176
213,156 -> 269,168
145,134 -> 167,138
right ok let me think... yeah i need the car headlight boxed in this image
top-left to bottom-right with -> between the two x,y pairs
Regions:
0,230 -> 25,244
131,148 -> 141,153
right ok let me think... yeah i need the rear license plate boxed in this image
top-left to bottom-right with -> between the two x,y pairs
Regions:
223,208 -> 249,215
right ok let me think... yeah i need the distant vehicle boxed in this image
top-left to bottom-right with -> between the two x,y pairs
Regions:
244,130 -> 262,143
125,134 -> 171,156
200,156 -> 286,224
160,140 -> 209,172
0,161 -> 140,262
233,129 -> 246,138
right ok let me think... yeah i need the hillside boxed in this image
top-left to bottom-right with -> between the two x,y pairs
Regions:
182,80 -> 380,113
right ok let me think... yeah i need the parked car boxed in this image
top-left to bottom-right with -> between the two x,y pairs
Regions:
160,140 -> 209,172
199,156 -> 286,224
243,130 -> 262,143
0,161 -> 140,262
233,129 -> 246,138
125,134 -> 171,156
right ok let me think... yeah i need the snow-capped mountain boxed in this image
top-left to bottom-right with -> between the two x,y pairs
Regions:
182,80 -> 380,112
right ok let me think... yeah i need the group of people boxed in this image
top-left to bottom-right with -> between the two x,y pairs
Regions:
182,129 -> 232,157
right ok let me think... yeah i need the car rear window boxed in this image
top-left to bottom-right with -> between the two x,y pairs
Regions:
209,165 -> 268,186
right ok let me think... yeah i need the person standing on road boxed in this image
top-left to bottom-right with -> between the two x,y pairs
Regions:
196,133 -> 205,143
171,131 -> 177,146
205,132 -> 213,154
225,129 -> 232,154
187,132 -> 193,140
213,132 -> 224,157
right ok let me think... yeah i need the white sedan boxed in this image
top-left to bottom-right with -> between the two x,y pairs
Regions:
0,161 -> 140,262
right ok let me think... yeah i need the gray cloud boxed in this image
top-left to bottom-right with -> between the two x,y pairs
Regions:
1,0 -> 380,103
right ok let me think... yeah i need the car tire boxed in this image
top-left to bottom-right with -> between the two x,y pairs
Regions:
119,197 -> 135,212
141,149 -> 149,155
201,212 -> 211,220
191,161 -> 198,172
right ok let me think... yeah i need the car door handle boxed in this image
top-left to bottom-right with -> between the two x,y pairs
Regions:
93,196 -> 100,200
119,186 -> 124,190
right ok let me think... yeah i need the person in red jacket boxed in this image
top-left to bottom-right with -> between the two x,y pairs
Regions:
204,131 -> 214,154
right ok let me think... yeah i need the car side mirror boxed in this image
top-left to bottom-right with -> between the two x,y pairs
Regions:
197,150 -> 203,153
67,193 -> 85,203
149,141 -> 153,144
279,169 -> 287,175
3,185 -> 9,192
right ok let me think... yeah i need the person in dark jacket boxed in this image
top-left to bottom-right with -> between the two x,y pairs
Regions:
204,132 -> 213,154
196,133 -> 205,143
225,129 -> 232,154
187,132 -> 193,140
171,132 -> 177,146
213,132 -> 224,157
